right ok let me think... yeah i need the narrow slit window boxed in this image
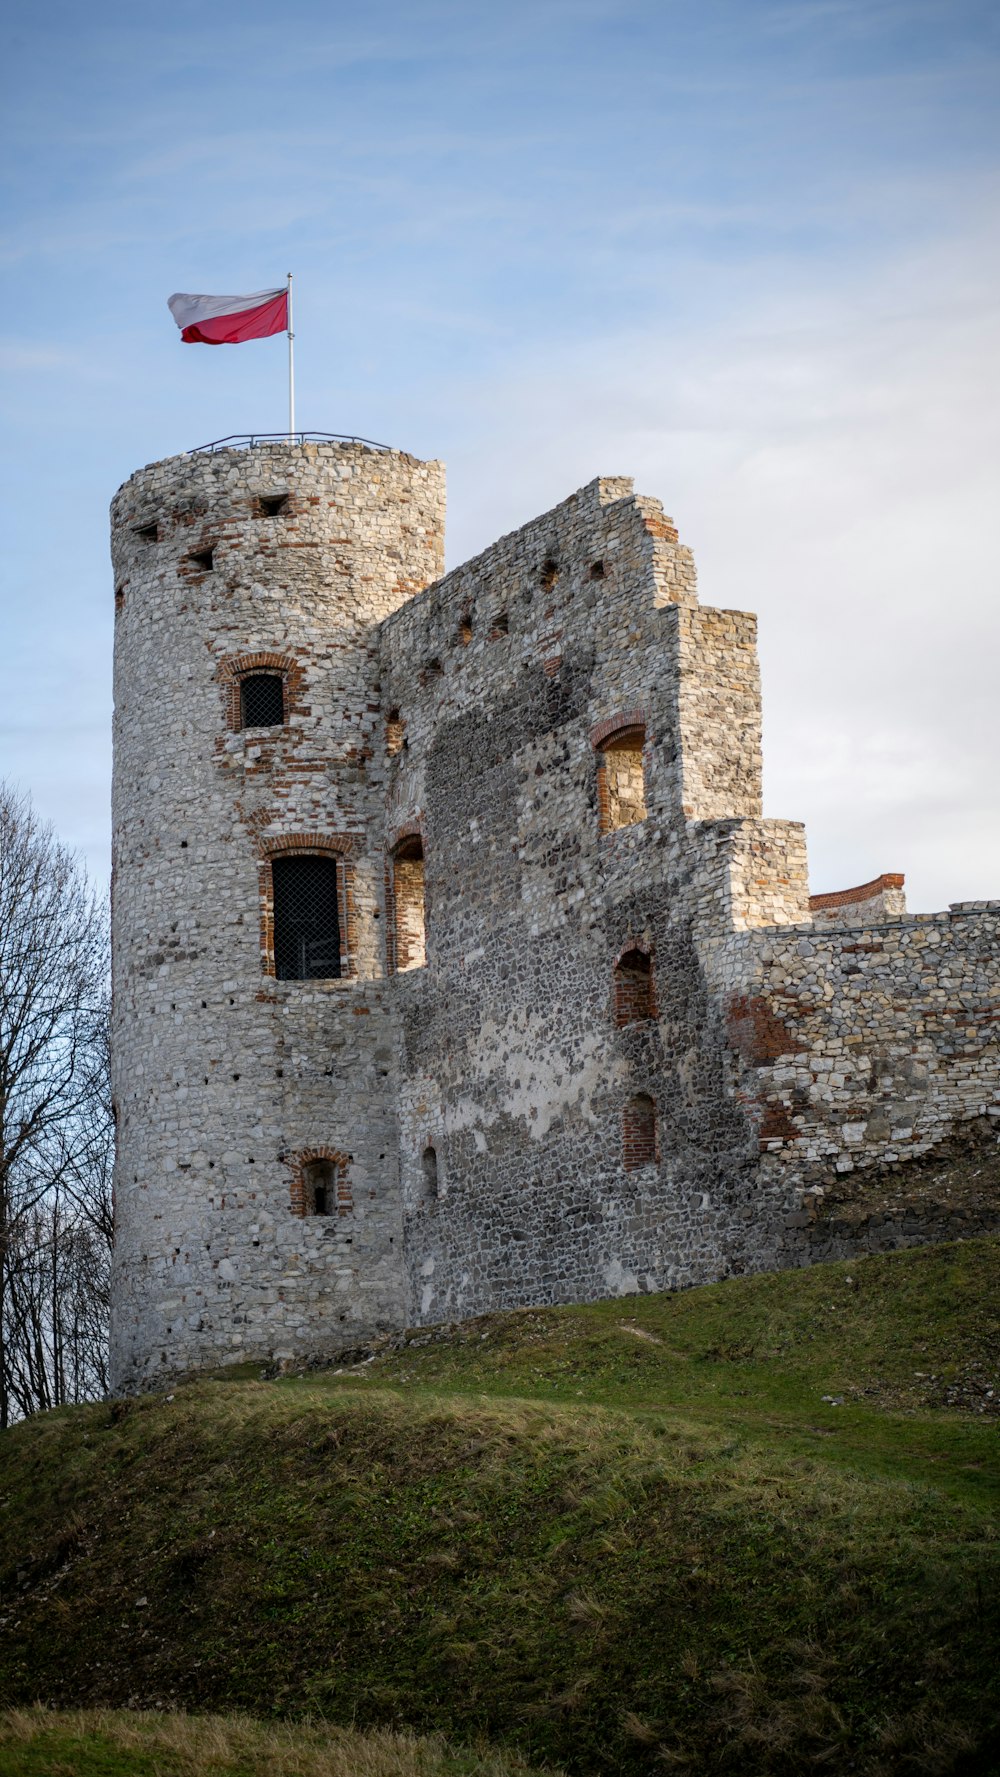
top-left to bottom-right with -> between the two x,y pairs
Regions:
421,1146 -> 438,1208
457,615 -> 473,646
392,838 -> 426,971
241,673 -> 285,729
272,854 -> 341,981
598,727 -> 647,832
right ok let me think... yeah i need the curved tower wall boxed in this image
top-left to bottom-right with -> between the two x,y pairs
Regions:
109,442 -> 445,1392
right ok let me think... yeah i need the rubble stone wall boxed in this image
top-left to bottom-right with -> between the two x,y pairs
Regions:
108,443 -> 999,1391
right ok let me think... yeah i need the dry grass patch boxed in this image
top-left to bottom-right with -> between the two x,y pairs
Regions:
0,1707 -> 557,1777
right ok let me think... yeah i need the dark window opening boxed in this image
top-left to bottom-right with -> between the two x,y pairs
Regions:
190,547 -> 214,571
304,1158 -> 333,1215
114,586 -> 125,611
258,493 -> 289,517
541,557 -> 558,591
590,560 -> 606,580
613,949 -> 654,1024
491,611 -> 509,637
272,854 -> 341,981
241,673 -> 285,729
421,1145 -> 439,1207
425,656 -> 443,678
457,615 -> 473,646
134,521 -> 158,543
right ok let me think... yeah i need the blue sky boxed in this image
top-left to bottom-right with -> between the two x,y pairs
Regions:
3,0 -> 999,908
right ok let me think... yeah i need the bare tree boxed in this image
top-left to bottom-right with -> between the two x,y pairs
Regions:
0,783 -> 111,1424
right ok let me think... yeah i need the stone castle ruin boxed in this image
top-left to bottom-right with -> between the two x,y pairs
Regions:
108,439 -> 999,1393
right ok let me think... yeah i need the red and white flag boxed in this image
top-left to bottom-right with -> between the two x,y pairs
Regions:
167,287 -> 288,345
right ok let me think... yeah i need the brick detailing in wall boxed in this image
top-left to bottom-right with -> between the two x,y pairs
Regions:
622,1094 -> 658,1169
287,1147 -> 352,1217
809,872 -> 905,911
726,994 -> 799,1066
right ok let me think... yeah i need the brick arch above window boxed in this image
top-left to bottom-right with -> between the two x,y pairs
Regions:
285,1146 -> 352,1218
217,650 -> 304,732
589,708 -> 649,752
258,833 -> 359,980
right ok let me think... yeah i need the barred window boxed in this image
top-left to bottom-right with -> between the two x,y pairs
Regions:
241,673 -> 284,729
273,855 -> 341,980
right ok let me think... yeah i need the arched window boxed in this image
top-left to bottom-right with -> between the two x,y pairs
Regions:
613,949 -> 655,1024
272,854 -> 341,980
421,1145 -> 439,1208
391,837 -> 426,971
622,1094 -> 657,1170
597,726 -> 647,832
240,672 -> 284,729
303,1158 -> 333,1215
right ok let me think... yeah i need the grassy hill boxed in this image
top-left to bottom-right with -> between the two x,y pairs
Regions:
1,1239 -> 998,1775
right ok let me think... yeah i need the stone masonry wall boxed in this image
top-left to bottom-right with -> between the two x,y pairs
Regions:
378,478 -> 808,1323
109,445 -> 999,1390
109,442 -> 444,1392
708,903 -> 1000,1269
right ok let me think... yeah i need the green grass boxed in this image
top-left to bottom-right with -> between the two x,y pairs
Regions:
0,1240 -> 997,1775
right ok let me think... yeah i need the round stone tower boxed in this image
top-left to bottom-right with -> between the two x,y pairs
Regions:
108,440 -> 446,1392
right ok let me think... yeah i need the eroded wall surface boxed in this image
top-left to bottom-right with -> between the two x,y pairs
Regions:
379,478 -> 816,1321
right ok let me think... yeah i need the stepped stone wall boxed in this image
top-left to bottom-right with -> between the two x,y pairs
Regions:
108,441 -> 1000,1393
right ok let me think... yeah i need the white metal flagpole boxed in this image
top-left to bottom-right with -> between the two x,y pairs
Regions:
287,273 -> 295,439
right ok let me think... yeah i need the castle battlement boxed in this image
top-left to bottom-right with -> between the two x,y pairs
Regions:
108,442 -> 999,1392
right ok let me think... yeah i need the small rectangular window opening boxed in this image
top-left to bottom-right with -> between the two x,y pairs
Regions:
240,673 -> 285,729
134,521 -> 158,543
258,493 -> 289,517
190,547 -> 214,571
491,612 -> 509,637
